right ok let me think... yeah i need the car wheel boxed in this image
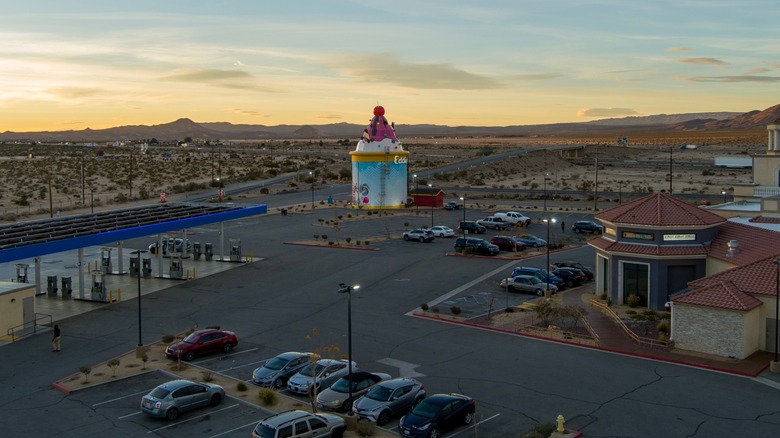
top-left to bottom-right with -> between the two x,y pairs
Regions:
566,280 -> 575,288
464,412 -> 474,425
429,428 -> 440,438
535,288 -> 543,296
184,350 -> 196,361
532,243 -> 539,248
331,427 -> 345,438
223,343 -> 233,354
404,235 -> 410,241
272,378 -> 284,390
165,407 -> 179,421
377,410 -> 392,426
419,237 -> 425,242
210,393 -> 222,406
341,398 -> 352,412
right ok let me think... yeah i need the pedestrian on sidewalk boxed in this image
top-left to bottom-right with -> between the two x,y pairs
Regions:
561,221 -> 565,233
52,325 -> 61,352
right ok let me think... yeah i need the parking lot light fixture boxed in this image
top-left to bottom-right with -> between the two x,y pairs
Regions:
309,171 -> 314,210
132,249 -> 148,347
543,218 -> 556,297
428,184 -> 434,227
338,283 -> 360,413
460,197 -> 466,233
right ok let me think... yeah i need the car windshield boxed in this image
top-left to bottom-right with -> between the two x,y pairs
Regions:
300,363 -> 325,377
252,424 -> 277,438
365,385 -> 393,401
330,378 -> 357,393
410,400 -> 440,419
149,387 -> 171,399
528,277 -> 541,285
264,357 -> 289,371
182,333 -> 201,343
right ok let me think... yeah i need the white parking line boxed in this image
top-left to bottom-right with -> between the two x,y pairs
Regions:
93,389 -> 148,407
208,420 -> 258,437
448,413 -> 501,437
146,404 -> 240,433
118,411 -> 143,420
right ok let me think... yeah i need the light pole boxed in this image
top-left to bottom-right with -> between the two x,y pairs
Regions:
309,171 -> 314,211
428,183 -> 434,227
618,180 -> 623,205
90,187 -> 95,213
132,249 -> 148,347
338,283 -> 360,412
543,218 -> 556,297
543,173 -> 549,212
413,174 -> 418,212
773,259 -> 779,364
722,190 -> 728,204
460,197 -> 466,235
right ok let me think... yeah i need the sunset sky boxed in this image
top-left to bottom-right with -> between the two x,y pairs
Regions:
2,1 -> 778,132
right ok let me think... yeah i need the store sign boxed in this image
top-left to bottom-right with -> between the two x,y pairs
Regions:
622,231 -> 654,241
663,234 -> 696,241
393,155 -> 408,164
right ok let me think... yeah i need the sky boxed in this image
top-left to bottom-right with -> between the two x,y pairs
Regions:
1,0 -> 779,132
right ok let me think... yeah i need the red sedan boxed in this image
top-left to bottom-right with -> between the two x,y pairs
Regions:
164,329 -> 238,361
489,236 -> 526,252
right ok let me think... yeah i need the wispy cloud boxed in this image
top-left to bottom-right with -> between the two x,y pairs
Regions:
510,73 -> 561,81
316,114 -> 342,119
327,54 -> 502,90
748,67 -> 770,74
683,75 -> 780,83
47,87 -> 103,98
232,109 -> 270,118
162,69 -> 253,82
667,47 -> 691,52
677,57 -> 727,67
577,108 -> 640,118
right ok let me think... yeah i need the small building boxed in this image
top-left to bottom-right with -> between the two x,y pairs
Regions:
410,187 -> 444,208
0,282 -> 37,340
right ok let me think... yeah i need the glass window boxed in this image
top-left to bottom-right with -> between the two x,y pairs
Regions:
293,420 -> 309,434
623,263 -> 649,306
309,418 -> 327,430
278,425 -> 293,438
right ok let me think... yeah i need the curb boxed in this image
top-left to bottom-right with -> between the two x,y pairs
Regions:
284,242 -> 379,251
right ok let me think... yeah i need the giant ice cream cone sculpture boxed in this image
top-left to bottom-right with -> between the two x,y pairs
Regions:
350,106 -> 408,209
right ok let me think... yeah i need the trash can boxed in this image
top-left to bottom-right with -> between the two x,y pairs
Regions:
204,243 -> 213,261
193,242 -> 202,260
47,275 -> 58,296
61,277 -> 72,299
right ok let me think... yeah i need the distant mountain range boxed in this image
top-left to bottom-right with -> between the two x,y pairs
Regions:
2,104 -> 779,142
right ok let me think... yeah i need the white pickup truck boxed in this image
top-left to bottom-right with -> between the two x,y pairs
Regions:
495,211 -> 532,226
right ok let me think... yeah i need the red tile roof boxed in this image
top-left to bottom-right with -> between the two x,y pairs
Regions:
749,216 -> 780,224
674,280 -> 763,311
689,254 -> 780,297
707,221 -> 780,265
596,193 -> 725,227
589,236 -> 708,256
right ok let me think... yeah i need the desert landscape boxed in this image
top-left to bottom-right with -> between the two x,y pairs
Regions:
0,128 -> 766,223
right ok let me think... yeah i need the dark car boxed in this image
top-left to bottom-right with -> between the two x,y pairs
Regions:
444,201 -> 460,210
403,229 -> 435,242
551,268 -> 586,287
454,237 -> 500,256
572,221 -> 603,234
164,329 -> 238,361
252,352 -> 313,389
513,234 -> 547,247
511,267 -> 565,288
489,235 -> 526,252
552,261 -> 594,280
458,221 -> 486,234
399,393 -> 476,438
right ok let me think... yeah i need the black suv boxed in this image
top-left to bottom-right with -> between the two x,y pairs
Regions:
458,221 -> 487,234
454,237 -> 499,255
572,221 -> 603,234
444,201 -> 461,210
551,261 -> 594,280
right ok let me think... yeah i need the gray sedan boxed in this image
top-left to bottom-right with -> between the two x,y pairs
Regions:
316,371 -> 391,412
252,351 -> 313,389
287,359 -> 358,395
499,275 -> 558,295
352,377 -> 427,425
140,379 -> 224,421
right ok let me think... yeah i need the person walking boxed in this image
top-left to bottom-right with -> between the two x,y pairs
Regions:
561,221 -> 565,233
52,325 -> 61,352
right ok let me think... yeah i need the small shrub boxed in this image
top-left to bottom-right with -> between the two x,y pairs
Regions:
161,334 -> 175,343
641,310 -> 657,317
321,235 -> 328,240
420,303 -> 429,311
79,366 -> 92,383
141,354 -> 149,370
657,321 -> 668,333
521,421 -> 556,438
431,306 -> 440,313
600,292 -> 608,301
236,382 -> 248,392
107,359 -> 120,377
328,241 -> 334,246
314,235 -> 320,240
625,310 -> 637,315
258,388 -> 278,406
450,306 -> 462,315
364,240 -> 370,246
345,237 -> 352,243
626,294 -> 640,308
505,307 -> 515,313
356,419 -> 377,436
200,370 -> 214,382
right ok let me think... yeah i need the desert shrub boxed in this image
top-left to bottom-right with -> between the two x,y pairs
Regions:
521,422 -> 557,438
141,354 -> 149,370
314,235 -> 320,240
625,310 -> 637,315
345,237 -> 352,243
200,371 -> 214,382
505,307 -> 515,313
600,292 -> 608,301
657,321 -> 669,333
236,382 -> 248,392
641,310 -> 657,317
626,294 -> 640,308
420,303 -> 429,311
258,388 -> 277,406
356,419 -> 377,436
328,241 -> 334,246
79,366 -> 92,383
107,359 -> 120,377
450,306 -> 461,315
161,334 -> 175,343
321,235 -> 328,240
364,240 -> 370,245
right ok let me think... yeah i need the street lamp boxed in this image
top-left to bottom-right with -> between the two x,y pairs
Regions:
309,171 -> 314,211
413,174 -> 418,212
722,190 -> 728,204
338,283 -> 360,412
460,197 -> 466,235
543,218 -> 556,297
543,173 -> 550,212
131,249 -> 148,347
428,183 -> 434,227
90,187 -> 95,214
618,180 -> 623,205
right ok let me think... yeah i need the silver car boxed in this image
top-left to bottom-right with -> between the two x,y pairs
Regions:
352,377 -> 427,425
316,371 -> 391,412
251,409 -> 346,438
252,352 -> 313,389
287,359 -> 358,395
499,275 -> 558,295
140,379 -> 224,421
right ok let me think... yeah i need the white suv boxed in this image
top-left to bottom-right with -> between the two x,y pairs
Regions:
251,410 -> 346,438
